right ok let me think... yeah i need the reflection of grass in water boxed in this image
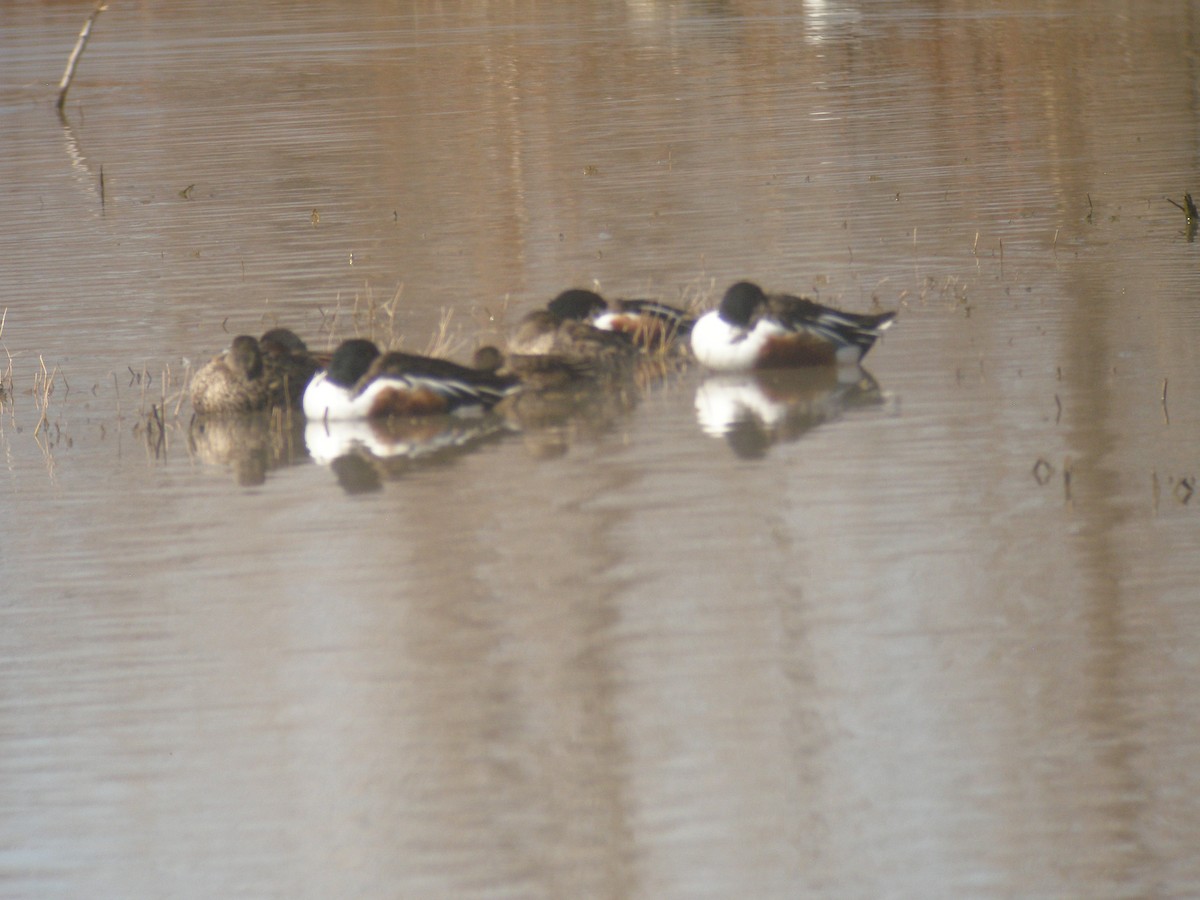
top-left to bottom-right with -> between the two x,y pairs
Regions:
32,355 -> 63,438
0,347 -> 191,465
0,349 -> 71,477
6,335 -> 191,446
0,310 -> 309,474
121,361 -> 190,458
0,308 -> 12,413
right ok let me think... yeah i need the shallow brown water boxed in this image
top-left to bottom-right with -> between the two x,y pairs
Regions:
3,1 -> 1200,897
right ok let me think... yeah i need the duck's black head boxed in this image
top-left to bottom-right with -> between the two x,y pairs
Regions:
718,282 -> 767,327
472,345 -> 506,373
547,289 -> 608,322
229,335 -> 264,379
327,338 -> 381,387
259,328 -> 308,356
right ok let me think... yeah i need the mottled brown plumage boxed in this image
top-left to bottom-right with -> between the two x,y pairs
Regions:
507,309 -> 636,372
190,335 -> 269,415
191,330 -> 322,415
259,328 -> 323,408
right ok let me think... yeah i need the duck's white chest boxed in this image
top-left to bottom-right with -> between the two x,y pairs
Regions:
691,312 -> 776,371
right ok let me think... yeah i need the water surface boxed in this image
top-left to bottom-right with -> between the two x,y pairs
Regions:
3,1 -> 1200,897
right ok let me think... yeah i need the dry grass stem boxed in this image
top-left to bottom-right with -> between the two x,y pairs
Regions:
57,3 -> 108,112
672,276 -> 717,315
33,355 -> 62,438
423,308 -> 465,359
173,362 -> 191,418
319,283 -> 409,350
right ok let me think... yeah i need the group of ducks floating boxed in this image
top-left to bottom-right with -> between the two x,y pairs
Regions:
189,280 -> 897,424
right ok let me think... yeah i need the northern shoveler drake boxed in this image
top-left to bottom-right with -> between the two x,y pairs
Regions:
690,281 -> 896,371
259,328 -> 324,408
190,335 -> 270,415
547,288 -> 696,351
303,338 -> 520,421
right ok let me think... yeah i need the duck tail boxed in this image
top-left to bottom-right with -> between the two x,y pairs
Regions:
812,309 -> 897,353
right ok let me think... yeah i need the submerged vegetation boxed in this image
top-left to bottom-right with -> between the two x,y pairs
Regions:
1167,192 -> 1198,242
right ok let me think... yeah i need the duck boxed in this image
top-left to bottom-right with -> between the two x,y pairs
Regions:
473,344 -> 596,391
690,281 -> 896,371
547,288 -> 695,351
258,328 -> 324,408
303,338 -> 520,421
190,335 -> 270,415
506,289 -> 643,367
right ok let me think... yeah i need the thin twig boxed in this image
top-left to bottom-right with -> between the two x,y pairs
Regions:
1167,194 -> 1197,242
1167,193 -> 1198,220
34,356 -> 54,437
56,4 -> 108,112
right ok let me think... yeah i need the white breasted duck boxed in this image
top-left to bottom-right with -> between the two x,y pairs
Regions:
303,339 -> 520,421
691,281 -> 896,371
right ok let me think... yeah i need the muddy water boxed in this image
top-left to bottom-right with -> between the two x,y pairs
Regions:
3,1 -> 1200,897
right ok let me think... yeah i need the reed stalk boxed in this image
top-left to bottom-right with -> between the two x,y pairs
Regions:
56,4 -> 108,112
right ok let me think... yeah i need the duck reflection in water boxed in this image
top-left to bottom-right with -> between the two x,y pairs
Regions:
188,410 -> 309,486
694,367 -> 885,459
304,413 -> 508,493
474,344 -> 644,459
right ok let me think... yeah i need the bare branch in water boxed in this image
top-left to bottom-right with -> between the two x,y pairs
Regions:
56,3 -> 109,113
1167,192 -> 1198,219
